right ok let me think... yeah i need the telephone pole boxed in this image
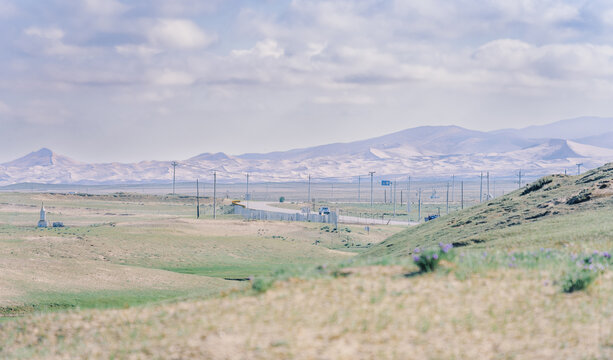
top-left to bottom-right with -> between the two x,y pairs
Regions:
369,171 -> 375,209
393,180 -> 397,217
171,161 -> 179,195
446,182 -> 450,215
308,174 -> 311,204
213,171 -> 217,220
358,175 -> 361,203
451,175 -> 455,203
461,181 -> 464,210
479,172 -> 483,203
518,169 -> 522,189
407,176 -> 411,220
245,173 -> 249,200
576,163 -> 583,175
418,188 -> 422,222
486,171 -> 490,201
196,179 -> 200,219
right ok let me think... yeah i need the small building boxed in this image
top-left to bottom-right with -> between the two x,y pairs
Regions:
37,203 -> 48,228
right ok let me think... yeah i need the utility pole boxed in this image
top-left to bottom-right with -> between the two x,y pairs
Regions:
358,175 -> 361,203
486,172 -> 490,201
196,178 -> 200,219
479,172 -> 483,203
213,171 -> 217,220
308,174 -> 311,204
451,175 -> 455,203
518,169 -> 522,189
407,176 -> 411,220
418,188 -> 422,222
446,182 -> 450,215
576,163 -> 583,175
171,161 -> 179,195
393,181 -> 397,217
245,173 -> 249,200
331,183 -> 334,201
461,181 -> 464,210
369,171 -> 375,209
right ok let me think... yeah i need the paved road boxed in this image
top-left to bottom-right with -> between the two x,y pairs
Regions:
244,201 -> 417,226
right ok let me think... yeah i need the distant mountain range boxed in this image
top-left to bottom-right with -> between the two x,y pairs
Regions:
1,117 -> 613,185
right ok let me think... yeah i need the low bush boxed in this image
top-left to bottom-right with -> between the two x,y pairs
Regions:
521,178 -> 553,196
251,278 -> 274,293
560,268 -> 598,293
412,243 -> 454,273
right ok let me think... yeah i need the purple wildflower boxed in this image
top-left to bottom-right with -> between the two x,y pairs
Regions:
432,253 -> 439,260
603,252 -> 611,259
414,248 -> 421,254
413,255 -> 421,262
440,243 -> 453,253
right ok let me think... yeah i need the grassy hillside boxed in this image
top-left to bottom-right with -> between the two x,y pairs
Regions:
365,163 -> 613,258
1,167 -> 613,358
0,192 -> 398,315
2,266 -> 611,359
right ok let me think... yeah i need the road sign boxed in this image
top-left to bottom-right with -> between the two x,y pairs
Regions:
381,180 -> 392,186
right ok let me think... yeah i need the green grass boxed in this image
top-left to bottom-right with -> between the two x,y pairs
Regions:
0,191 -> 378,315
364,165 -> 613,258
0,289 -> 207,316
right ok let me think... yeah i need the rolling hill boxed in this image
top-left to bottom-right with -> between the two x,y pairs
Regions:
1,117 -> 612,185
364,162 -> 613,258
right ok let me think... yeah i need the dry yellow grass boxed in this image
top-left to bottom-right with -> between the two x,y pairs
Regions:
1,266 -> 611,359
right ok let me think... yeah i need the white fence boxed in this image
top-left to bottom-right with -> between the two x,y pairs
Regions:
234,205 -> 338,225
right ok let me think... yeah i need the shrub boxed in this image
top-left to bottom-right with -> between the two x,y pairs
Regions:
279,196 -> 285,203
521,178 -> 553,196
560,269 -> 598,293
412,243 -> 454,273
566,190 -> 591,205
251,278 -> 274,293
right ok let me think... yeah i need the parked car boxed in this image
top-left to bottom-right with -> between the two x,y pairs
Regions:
318,206 -> 331,215
424,214 -> 440,222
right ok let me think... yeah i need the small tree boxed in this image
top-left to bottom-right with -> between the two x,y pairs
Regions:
279,196 -> 285,203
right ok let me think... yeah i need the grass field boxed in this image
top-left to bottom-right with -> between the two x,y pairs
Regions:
1,165 -> 613,358
0,192 -> 399,316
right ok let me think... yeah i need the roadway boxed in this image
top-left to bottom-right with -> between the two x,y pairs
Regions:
244,201 -> 417,226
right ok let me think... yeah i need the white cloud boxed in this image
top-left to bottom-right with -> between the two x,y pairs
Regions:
0,0 -> 17,18
115,44 -> 161,57
24,27 -> 65,40
147,19 -> 216,49
0,100 -> 10,113
83,0 -> 128,16
232,39 -> 285,58
313,95 -> 374,105
150,69 -> 196,86
473,39 -> 613,81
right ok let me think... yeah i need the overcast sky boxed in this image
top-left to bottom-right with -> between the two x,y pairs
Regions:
1,0 -> 613,162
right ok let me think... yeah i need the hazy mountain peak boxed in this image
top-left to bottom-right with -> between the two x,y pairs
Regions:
2,118 -> 613,185
2,148 -> 79,168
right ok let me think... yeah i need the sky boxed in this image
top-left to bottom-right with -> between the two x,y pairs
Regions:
1,0 -> 613,163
